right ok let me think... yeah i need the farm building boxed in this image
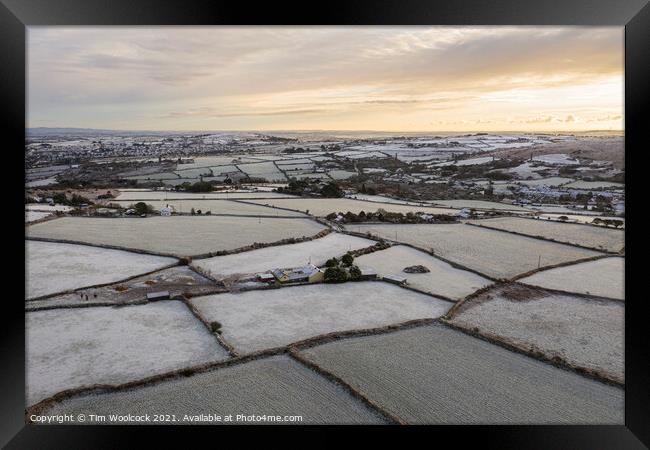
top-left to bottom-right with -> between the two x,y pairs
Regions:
272,264 -> 324,283
383,274 -> 407,285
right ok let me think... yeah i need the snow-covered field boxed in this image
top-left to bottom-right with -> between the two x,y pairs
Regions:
354,245 -> 492,300
299,323 -> 623,424
532,153 -> 579,165
243,198 -> 459,216
449,285 -> 624,381
538,214 -> 624,227
42,356 -> 384,424
190,282 -> 451,353
346,194 -> 429,206
351,223 -> 600,279
469,217 -> 624,252
238,161 -> 287,181
327,170 -> 358,180
516,177 -> 574,187
26,301 -> 229,405
563,180 -> 625,190
192,233 -> 375,280
27,216 -> 326,257
518,257 -> 624,300
25,211 -> 53,223
25,203 -> 74,212
430,199 -> 531,211
114,190 -> 294,201
26,176 -> 59,187
434,156 -> 496,167
112,199 -> 306,217
26,240 -> 177,299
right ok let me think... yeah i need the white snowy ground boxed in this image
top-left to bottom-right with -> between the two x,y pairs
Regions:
26,301 -> 229,406
518,257 -> 624,300
449,286 -> 624,380
26,240 -> 177,299
25,203 -> 74,212
25,211 -> 53,223
354,245 -> 492,300
190,282 -> 452,353
192,233 -> 375,279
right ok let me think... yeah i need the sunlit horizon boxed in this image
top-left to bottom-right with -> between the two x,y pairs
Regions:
28,26 -> 624,133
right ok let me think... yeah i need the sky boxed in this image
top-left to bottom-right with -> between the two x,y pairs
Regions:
27,26 -> 624,132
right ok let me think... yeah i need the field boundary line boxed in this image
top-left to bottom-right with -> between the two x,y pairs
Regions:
287,348 -> 403,425
509,254 -> 612,282
26,299 -> 149,312
26,318 -> 449,417
514,281 -> 625,304
25,236 -> 181,259
465,221 -> 622,254
190,228 -> 332,260
179,295 -> 240,357
439,319 -> 624,387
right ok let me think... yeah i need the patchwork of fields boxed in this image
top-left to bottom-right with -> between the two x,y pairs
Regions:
243,197 -> 460,216
192,233 -> 375,281
448,284 -> 624,382
349,223 -> 601,279
354,245 -> 492,300
299,324 -> 623,424
469,216 -> 624,252
190,282 -> 451,353
24,194 -> 625,424
26,301 -> 229,405
519,257 -> 624,300
27,216 -> 326,257
26,240 -> 177,299
112,199 -> 307,217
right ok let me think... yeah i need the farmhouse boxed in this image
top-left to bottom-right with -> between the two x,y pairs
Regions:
272,264 -> 324,284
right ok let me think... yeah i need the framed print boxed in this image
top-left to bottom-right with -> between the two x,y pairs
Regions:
2,0 -> 648,447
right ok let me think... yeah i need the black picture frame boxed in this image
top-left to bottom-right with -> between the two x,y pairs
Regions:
3,0 -> 647,447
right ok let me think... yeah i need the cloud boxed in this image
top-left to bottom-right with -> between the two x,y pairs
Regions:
27,26 -> 623,131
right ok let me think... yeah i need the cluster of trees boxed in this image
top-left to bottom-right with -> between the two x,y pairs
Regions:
190,208 -> 212,215
323,253 -> 361,283
128,202 -> 155,215
591,217 -> 624,228
326,209 -> 457,224
179,181 -> 214,193
51,192 -> 92,206
277,179 -> 344,198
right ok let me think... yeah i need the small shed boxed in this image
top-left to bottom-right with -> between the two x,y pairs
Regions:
383,274 -> 407,286
257,273 -> 276,283
146,291 -> 170,301
359,267 -> 378,280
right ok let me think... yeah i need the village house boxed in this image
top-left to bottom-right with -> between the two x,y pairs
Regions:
160,204 -> 173,216
271,264 -> 324,284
